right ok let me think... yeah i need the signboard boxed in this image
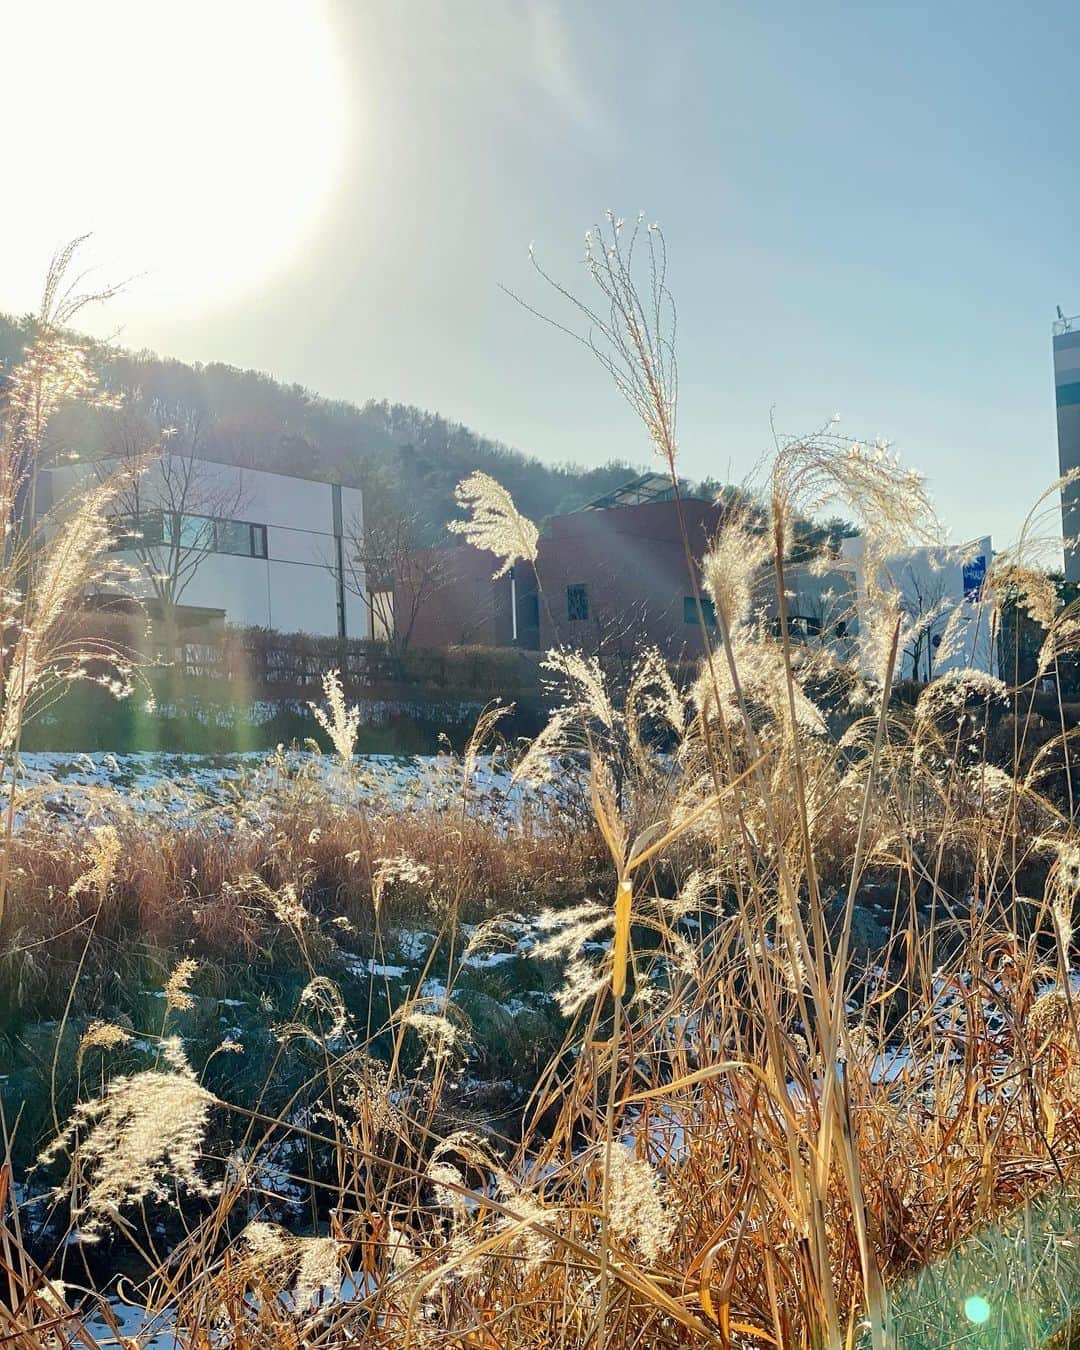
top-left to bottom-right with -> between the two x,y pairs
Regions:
962,555 -> 986,603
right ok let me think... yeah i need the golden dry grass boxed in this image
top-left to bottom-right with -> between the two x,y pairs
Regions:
5,225 -> 1080,1349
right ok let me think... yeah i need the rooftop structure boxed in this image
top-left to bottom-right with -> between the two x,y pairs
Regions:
581,472 -> 682,511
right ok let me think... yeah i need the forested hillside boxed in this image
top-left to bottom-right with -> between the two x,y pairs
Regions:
0,313 -> 641,542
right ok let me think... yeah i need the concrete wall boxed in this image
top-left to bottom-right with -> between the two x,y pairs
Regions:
45,456 -> 369,639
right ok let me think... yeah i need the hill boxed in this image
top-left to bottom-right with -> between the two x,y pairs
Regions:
0,313 -> 642,543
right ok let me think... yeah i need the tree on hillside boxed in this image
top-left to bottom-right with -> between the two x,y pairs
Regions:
0,314 -> 32,374
0,309 -> 699,539
792,513 -> 860,560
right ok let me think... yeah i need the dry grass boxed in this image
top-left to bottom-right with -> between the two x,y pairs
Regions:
0,781 -> 607,1020
4,225 -> 1080,1348
3,596 -> 1078,1347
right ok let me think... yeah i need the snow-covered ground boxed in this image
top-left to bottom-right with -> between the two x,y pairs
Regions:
81,1298 -> 176,1348
5,749 -> 574,830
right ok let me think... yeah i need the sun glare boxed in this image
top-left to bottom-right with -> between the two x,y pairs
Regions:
0,0 -> 347,319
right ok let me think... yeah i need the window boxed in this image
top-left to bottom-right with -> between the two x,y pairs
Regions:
214,519 -> 251,555
107,516 -> 135,551
684,595 -> 717,627
567,584 -> 588,622
159,512 -> 267,558
521,593 -> 540,628
776,614 -> 823,640
164,513 -> 214,550
108,510 -> 164,551
141,511 -> 165,546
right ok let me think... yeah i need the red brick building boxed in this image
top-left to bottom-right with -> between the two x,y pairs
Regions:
392,544 -> 537,649
398,474 -> 724,658
535,491 -> 724,658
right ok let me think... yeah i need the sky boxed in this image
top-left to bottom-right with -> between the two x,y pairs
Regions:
1,0 -> 1077,552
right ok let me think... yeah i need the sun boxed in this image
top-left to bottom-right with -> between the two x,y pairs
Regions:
0,0 -> 347,319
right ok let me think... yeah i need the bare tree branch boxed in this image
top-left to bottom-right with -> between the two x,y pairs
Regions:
98,400 -> 248,631
336,500 -> 447,653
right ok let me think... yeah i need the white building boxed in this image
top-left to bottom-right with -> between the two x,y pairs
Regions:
841,535 -> 995,680
43,455 -> 369,639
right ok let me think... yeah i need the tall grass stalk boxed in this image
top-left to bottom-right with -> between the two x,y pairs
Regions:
0,242 -> 147,928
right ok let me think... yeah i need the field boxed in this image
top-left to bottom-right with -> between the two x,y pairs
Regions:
3,229 -> 1080,1349
3,645 -> 1080,1348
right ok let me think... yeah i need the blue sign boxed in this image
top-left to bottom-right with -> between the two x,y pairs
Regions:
962,555 -> 986,603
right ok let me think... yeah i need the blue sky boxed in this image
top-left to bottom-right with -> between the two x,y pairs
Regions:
3,0 -> 1076,551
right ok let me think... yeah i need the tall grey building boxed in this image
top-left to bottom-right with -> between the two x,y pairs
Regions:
1055,321 -> 1080,581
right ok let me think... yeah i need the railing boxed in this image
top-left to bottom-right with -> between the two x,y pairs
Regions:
1054,315 -> 1079,337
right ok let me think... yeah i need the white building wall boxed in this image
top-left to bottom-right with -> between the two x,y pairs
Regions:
175,554 -> 272,627
842,536 -> 995,679
44,456 -> 368,639
269,524 -> 332,566
253,472 -> 332,532
267,560 -> 340,635
340,485 -> 364,536
340,483 -> 369,638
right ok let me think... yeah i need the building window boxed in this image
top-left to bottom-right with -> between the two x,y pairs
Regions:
777,614 -> 823,640
684,595 -> 717,627
158,512 -> 268,558
521,593 -> 540,628
165,513 -> 215,551
567,584 -> 589,622
214,519 -> 251,555
108,510 -> 163,551
111,509 -> 268,561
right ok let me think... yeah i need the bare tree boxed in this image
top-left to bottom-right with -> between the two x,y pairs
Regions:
590,597 -> 655,684
340,503 -> 446,653
323,470 -> 446,652
896,562 -> 949,683
100,400 -> 247,637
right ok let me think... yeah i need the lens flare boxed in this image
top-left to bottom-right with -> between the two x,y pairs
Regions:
963,1295 -> 991,1325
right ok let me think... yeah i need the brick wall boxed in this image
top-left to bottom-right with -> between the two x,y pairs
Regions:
399,499 -> 724,657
